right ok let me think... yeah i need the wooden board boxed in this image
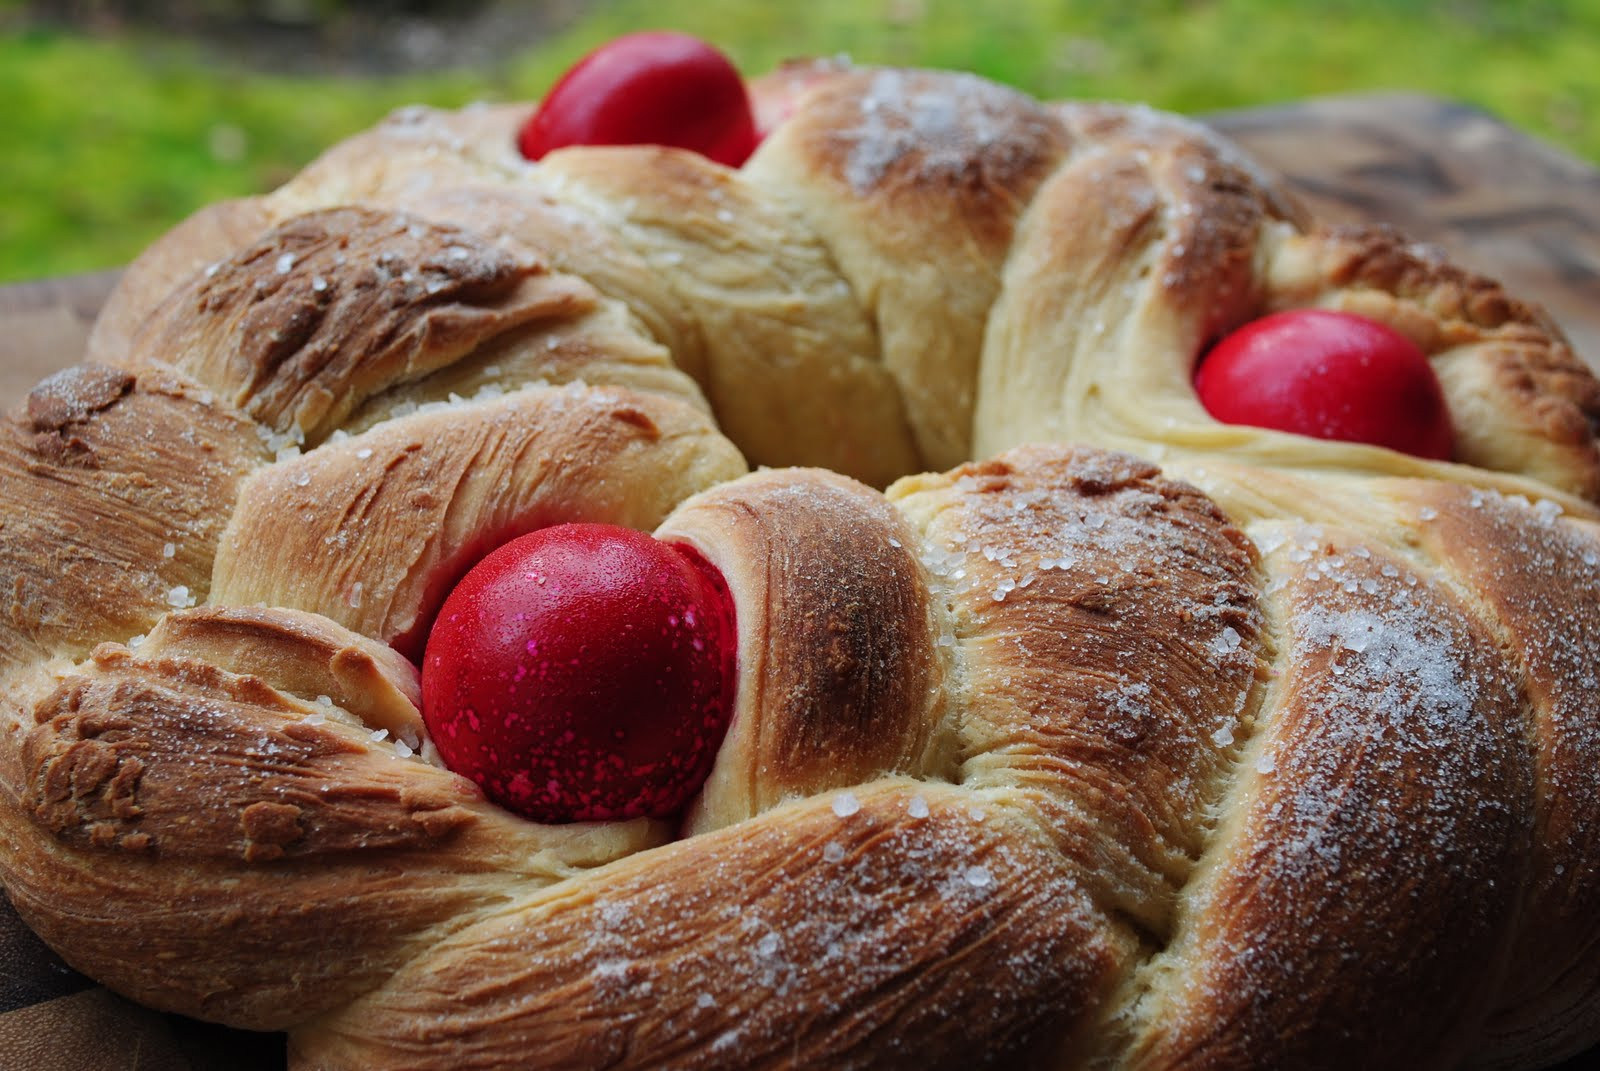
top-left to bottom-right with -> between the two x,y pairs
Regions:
2,92 -> 1599,1070
1211,92 -> 1600,363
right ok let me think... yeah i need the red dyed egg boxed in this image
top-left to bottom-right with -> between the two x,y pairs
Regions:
1194,308 -> 1454,460
421,523 -> 737,823
517,31 -> 759,167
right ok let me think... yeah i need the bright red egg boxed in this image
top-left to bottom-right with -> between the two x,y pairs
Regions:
1194,308 -> 1454,460
421,523 -> 737,824
517,31 -> 759,167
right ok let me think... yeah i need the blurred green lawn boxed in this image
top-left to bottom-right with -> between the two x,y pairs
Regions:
3,0 -> 1597,283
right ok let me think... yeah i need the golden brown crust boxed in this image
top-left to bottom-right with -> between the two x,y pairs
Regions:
5,436 -> 1600,1066
273,101 -> 529,209
16,645 -> 465,863
661,469 -> 950,833
295,783 -> 1130,1071
1388,486 -> 1600,1066
290,153 -> 709,391
0,640 -> 666,1028
1120,522 -> 1533,1070
211,384 -> 746,659
125,206 -> 601,440
537,146 -> 920,486
973,105 -> 1282,459
744,67 -> 1074,469
889,447 -> 1264,939
85,196 -> 276,365
135,605 -> 425,742
0,365 -> 261,674
2,59 -> 1600,1071
1052,102 -> 1310,230
1265,223 -> 1600,498
86,72 -> 1600,502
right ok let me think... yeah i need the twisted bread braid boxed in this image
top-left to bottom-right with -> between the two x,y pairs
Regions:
87,66 -> 1600,498
3,58 -> 1600,1070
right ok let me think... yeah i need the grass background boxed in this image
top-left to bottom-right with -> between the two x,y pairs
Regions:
3,0 -> 1597,283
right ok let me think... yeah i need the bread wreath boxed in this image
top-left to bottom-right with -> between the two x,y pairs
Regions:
2,59 -> 1599,1070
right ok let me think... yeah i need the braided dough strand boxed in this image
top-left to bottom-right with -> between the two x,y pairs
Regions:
80,71 -> 1600,503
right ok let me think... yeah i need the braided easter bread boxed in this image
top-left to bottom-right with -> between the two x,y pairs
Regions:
4,42 -> 1600,1070
87,62 -> 1600,498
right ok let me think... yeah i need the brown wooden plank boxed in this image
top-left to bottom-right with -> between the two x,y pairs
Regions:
1211,91 -> 1600,362
0,270 -> 121,409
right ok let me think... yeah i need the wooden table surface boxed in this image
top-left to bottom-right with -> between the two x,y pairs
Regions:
1211,92 -> 1600,367
2,92 -> 1599,1071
